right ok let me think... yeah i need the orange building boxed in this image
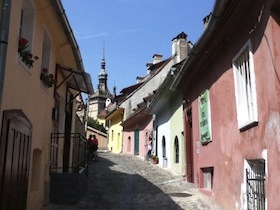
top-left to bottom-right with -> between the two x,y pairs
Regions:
0,1 -> 93,209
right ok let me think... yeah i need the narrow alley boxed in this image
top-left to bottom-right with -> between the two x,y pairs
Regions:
42,152 -> 222,210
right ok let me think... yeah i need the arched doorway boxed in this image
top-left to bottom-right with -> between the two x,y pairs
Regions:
174,136 -> 179,163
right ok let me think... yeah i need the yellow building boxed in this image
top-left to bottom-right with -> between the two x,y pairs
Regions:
0,1 -> 93,209
106,105 -> 124,153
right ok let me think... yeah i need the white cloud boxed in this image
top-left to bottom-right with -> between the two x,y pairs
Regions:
76,33 -> 107,40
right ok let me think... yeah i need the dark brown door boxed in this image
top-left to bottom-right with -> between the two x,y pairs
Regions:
184,104 -> 194,183
0,110 -> 32,210
134,129 -> 139,155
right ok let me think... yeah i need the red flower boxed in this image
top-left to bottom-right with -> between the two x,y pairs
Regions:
28,52 -> 33,58
42,68 -> 48,73
18,37 -> 38,68
19,38 -> 28,46
40,71 -> 56,88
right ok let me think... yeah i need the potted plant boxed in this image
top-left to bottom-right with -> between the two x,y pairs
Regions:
149,154 -> 159,164
18,37 -> 39,68
40,68 -> 56,88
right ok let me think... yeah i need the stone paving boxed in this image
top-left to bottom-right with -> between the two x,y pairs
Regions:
41,152 -> 223,210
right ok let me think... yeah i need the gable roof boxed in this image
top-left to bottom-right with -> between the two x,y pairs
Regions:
97,82 -> 142,119
122,57 -> 173,102
147,60 -> 185,114
121,93 -> 155,128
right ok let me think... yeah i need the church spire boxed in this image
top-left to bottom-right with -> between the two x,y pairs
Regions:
99,42 -> 107,79
98,42 -> 109,95
101,42 -> 105,70
88,42 -> 112,120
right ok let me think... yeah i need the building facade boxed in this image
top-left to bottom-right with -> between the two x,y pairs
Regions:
0,1 -> 93,209
172,0 -> 280,209
147,61 -> 186,175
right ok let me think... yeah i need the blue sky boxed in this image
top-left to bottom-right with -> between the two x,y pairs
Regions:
61,0 -> 215,94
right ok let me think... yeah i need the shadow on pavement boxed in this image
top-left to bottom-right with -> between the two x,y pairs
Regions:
42,152 -> 186,210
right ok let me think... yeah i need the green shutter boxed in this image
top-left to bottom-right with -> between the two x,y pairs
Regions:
198,90 -> 212,144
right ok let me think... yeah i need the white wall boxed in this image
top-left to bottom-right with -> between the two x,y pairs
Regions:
120,60 -> 175,118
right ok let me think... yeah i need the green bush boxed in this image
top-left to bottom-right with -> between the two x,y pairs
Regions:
87,117 -> 107,133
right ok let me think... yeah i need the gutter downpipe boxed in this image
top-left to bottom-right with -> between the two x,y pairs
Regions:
170,0 -> 231,91
0,0 -> 11,116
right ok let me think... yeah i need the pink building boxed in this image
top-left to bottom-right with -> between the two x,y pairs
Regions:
172,0 -> 280,209
122,95 -> 154,160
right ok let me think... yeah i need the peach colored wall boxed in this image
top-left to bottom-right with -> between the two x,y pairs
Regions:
1,1 -> 82,209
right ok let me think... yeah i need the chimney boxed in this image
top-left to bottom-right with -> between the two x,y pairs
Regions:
146,62 -> 153,75
153,54 -> 162,64
203,13 -> 212,29
136,76 -> 144,84
172,32 -> 188,64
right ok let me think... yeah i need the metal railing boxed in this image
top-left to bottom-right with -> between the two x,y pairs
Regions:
50,133 -> 89,174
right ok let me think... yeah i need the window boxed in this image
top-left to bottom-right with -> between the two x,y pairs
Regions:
201,167 -> 214,189
18,0 -> 36,69
40,31 -> 54,88
233,40 -> 258,130
245,159 -> 266,210
20,0 -> 35,49
174,136 -> 179,163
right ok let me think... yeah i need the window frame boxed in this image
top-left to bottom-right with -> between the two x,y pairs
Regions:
20,0 -> 35,48
40,30 -> 52,88
200,167 -> 214,190
232,40 -> 258,131
18,0 -> 36,69
244,159 -> 266,210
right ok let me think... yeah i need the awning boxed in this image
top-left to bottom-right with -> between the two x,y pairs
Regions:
55,64 -> 94,95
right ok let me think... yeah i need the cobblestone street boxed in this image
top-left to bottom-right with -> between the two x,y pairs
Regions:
42,152 -> 222,210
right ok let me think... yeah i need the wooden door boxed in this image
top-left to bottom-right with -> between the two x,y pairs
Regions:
185,104 -> 194,183
134,129 -> 139,155
0,110 -> 32,210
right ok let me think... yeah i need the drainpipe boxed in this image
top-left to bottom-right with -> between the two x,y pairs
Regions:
0,0 -> 11,115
